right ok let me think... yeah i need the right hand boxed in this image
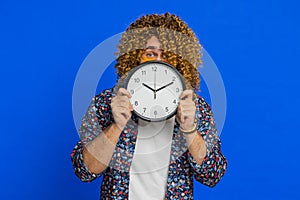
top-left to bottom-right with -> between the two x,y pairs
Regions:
111,88 -> 133,130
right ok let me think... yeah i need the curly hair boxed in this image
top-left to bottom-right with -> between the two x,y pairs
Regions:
115,12 -> 202,90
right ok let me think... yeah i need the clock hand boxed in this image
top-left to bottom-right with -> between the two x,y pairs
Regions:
142,83 -> 157,99
156,82 -> 174,92
142,83 -> 156,92
154,66 -> 157,99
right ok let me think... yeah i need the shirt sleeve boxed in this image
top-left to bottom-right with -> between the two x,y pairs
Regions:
70,89 -> 114,182
187,96 -> 227,187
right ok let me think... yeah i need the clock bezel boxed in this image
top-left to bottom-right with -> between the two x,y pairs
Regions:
124,60 -> 186,122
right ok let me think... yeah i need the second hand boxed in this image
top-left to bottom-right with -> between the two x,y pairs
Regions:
154,66 -> 157,99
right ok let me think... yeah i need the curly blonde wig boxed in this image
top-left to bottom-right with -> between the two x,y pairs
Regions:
115,12 -> 202,90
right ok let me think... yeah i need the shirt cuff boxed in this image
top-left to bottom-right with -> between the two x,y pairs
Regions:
71,141 -> 102,182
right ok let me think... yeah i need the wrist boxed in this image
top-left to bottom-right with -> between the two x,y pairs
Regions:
179,123 -> 197,134
110,122 -> 124,134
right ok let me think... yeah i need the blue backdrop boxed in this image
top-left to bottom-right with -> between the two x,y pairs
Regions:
1,0 -> 300,199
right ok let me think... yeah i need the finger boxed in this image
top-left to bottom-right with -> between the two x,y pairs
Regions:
178,103 -> 196,123
114,94 -> 133,111
181,113 -> 185,124
180,112 -> 195,120
180,106 -> 196,118
129,102 -> 133,111
113,96 -> 131,104
113,104 -> 131,110
179,101 -> 195,108
112,96 -> 132,108
117,88 -> 132,98
112,101 -> 132,110
180,103 -> 196,111
114,107 -> 131,119
178,99 -> 195,110
177,104 -> 185,124
180,90 -> 193,101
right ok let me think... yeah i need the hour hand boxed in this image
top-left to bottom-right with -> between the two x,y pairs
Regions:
156,82 -> 174,92
142,83 -> 156,92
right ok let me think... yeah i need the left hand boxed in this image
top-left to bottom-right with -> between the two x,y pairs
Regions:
176,90 -> 196,130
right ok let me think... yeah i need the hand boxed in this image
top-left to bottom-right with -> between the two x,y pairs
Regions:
176,90 -> 196,130
156,82 -> 174,92
111,88 -> 133,130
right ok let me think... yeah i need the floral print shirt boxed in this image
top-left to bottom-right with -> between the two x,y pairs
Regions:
71,88 -> 227,199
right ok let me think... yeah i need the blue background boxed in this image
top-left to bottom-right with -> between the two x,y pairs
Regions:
1,0 -> 299,199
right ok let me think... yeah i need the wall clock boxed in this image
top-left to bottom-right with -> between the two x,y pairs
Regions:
124,61 -> 186,122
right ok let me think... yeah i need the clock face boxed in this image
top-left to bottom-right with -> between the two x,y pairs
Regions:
124,61 -> 186,122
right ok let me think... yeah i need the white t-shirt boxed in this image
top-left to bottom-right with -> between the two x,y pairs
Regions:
129,117 -> 175,200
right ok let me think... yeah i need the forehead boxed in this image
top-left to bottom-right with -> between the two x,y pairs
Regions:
145,36 -> 161,49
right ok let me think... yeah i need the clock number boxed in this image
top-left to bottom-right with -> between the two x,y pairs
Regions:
176,88 -> 180,93
143,107 -> 146,112
165,107 -> 169,112
135,101 -> 138,106
152,66 -> 157,72
172,76 -> 176,81
154,110 -> 157,115
173,99 -> 176,104
134,78 -> 140,83
165,70 -> 168,74
130,89 -> 134,95
141,70 -> 146,75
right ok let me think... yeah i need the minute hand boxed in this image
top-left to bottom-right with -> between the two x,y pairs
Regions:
156,82 -> 174,92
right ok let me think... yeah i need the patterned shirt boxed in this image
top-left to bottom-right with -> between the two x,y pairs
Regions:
71,88 -> 227,199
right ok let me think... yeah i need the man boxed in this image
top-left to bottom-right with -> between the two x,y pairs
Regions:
71,13 -> 227,199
